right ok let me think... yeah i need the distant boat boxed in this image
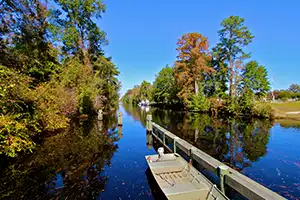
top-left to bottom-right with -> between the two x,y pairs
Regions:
140,105 -> 150,112
145,148 -> 229,200
138,99 -> 150,107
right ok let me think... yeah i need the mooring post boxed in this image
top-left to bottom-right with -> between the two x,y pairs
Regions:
189,147 -> 196,157
173,137 -> 179,153
146,132 -> 153,150
118,125 -> 123,139
98,109 -> 103,121
218,165 -> 230,194
118,112 -> 122,126
146,114 -> 152,132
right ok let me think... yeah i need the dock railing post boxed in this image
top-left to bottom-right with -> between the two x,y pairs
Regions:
173,137 -> 179,153
189,147 -> 196,157
146,131 -> 153,150
146,114 -> 152,132
118,112 -> 123,126
218,165 -> 230,194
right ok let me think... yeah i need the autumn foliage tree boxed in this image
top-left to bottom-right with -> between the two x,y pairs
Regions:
174,33 -> 214,104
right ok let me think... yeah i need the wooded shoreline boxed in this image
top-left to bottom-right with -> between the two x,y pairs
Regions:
0,1 -> 120,158
122,16 -> 274,120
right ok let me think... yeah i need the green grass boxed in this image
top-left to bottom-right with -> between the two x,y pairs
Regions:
271,101 -> 300,112
270,101 -> 300,121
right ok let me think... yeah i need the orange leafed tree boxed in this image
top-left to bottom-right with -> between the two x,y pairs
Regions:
174,33 -> 214,103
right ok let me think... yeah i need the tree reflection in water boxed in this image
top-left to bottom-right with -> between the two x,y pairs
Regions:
0,114 -> 120,200
123,104 -> 272,172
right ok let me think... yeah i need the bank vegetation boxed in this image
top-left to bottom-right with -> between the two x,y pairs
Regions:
0,0 -> 120,157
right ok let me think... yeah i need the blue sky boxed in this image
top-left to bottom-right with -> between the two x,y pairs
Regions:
98,0 -> 300,95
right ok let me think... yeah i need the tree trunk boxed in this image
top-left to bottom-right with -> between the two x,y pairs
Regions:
195,80 -> 199,95
271,91 -> 275,101
79,26 -> 89,65
194,128 -> 199,142
229,120 -> 235,166
229,55 -> 233,97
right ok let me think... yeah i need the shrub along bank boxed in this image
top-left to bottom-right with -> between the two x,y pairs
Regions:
0,0 -> 120,157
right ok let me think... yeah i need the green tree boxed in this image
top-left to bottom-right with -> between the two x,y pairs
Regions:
121,89 -> 135,104
122,85 -> 143,105
278,90 -> 296,100
187,84 -> 211,112
93,56 -> 120,110
131,85 -> 142,104
242,61 -> 270,96
52,0 -> 120,111
238,88 -> 255,114
52,0 -> 107,64
152,65 -> 179,104
122,81 -> 153,105
216,16 -> 254,97
288,84 -> 300,93
204,46 -> 228,97
1,0 -> 60,84
140,80 -> 152,100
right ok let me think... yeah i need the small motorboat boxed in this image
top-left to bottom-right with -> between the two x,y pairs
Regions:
145,148 -> 229,200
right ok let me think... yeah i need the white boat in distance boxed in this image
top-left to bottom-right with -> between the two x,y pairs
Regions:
138,99 -> 150,106
145,148 -> 229,200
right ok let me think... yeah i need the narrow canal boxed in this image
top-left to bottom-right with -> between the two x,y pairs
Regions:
0,104 -> 300,199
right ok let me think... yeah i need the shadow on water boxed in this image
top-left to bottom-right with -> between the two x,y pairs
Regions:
0,114 -> 120,200
145,168 -> 168,200
123,103 -> 300,200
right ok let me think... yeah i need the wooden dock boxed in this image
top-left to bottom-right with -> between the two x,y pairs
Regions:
146,115 -> 286,200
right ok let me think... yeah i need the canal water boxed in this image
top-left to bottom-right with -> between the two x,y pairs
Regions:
0,104 -> 300,199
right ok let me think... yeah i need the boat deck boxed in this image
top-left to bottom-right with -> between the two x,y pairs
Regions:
146,154 -> 228,200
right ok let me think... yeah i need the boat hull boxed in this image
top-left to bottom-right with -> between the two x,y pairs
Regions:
145,153 -> 229,200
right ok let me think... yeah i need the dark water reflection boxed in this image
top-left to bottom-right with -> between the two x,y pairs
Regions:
0,115 -> 120,200
123,104 -> 300,200
123,104 -> 272,170
1,105 -> 300,200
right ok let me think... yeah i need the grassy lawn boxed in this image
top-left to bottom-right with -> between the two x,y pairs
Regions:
270,101 -> 300,121
271,101 -> 300,112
